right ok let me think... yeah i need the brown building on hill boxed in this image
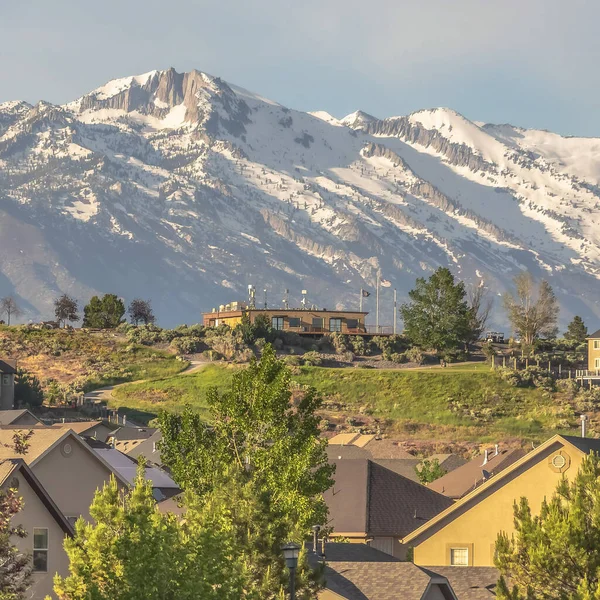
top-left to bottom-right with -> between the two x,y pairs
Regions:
325,459 -> 454,558
0,359 -> 17,410
202,302 -> 368,335
428,445 -> 525,500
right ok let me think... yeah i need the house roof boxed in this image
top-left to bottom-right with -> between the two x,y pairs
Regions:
0,427 -> 130,486
429,454 -> 468,473
428,447 -> 525,499
0,458 -> 74,536
431,567 -> 499,599
325,459 -> 454,537
125,430 -> 162,460
108,426 -> 157,441
327,435 -> 415,460
51,420 -> 105,435
0,359 -> 17,374
588,329 -> 600,339
0,409 -> 42,426
318,543 -> 458,600
404,435 -> 593,546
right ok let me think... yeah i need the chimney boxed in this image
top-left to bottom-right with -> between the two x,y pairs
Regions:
581,414 -> 588,438
482,450 -> 488,466
312,525 -> 321,554
495,444 -> 499,456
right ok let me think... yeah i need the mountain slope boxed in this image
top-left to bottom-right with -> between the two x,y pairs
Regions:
1,68 -> 599,327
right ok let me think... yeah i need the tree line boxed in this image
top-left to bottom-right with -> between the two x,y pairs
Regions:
0,294 -> 155,328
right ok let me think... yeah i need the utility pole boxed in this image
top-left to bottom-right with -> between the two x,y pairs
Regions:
359,289 -> 363,313
376,274 -> 380,333
393,288 -> 397,335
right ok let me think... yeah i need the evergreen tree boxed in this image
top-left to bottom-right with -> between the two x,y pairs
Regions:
53,466 -> 257,600
564,316 -> 588,344
14,368 -> 44,408
400,267 -> 472,352
82,294 -> 125,329
54,294 -> 79,327
495,453 -> 600,599
159,344 -> 333,598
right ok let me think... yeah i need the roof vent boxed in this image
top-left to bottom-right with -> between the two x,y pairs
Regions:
495,444 -> 499,456
482,449 -> 489,466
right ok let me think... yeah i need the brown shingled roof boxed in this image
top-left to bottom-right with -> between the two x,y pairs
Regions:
325,459 -> 454,538
428,447 -> 525,499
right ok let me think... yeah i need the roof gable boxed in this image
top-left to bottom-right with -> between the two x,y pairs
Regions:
0,359 -> 17,374
403,435 -> 589,545
0,410 -> 42,426
588,329 -> 600,339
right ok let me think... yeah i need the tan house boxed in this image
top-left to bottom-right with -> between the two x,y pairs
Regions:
1,458 -> 73,599
588,328 -> 600,372
0,428 -> 128,522
0,359 -> 17,410
404,435 -> 599,568
0,409 -> 43,427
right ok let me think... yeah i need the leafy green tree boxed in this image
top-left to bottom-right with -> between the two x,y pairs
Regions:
503,272 -> 559,346
82,294 -> 125,329
400,267 -> 472,352
54,294 -> 79,327
14,368 -> 43,408
159,344 -> 333,598
235,313 -> 274,345
127,298 -> 155,326
53,466 -> 257,600
416,458 -> 447,484
564,316 -> 588,345
495,452 -> 600,600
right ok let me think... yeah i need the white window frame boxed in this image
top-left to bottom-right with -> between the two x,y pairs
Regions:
595,358 -> 600,369
594,340 -> 600,350
33,527 -> 49,573
450,547 -> 469,566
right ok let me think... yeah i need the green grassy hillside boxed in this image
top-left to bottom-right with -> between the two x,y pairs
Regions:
110,363 -> 578,440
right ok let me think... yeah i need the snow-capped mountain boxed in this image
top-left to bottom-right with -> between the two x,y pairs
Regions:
1,67 -> 600,327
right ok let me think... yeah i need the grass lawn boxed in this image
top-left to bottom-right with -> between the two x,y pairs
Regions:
110,362 -> 576,439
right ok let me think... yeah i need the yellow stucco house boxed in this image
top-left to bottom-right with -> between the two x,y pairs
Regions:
588,328 -> 600,372
404,435 -> 600,568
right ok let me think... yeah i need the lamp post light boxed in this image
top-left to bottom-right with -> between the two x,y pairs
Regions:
281,541 -> 300,600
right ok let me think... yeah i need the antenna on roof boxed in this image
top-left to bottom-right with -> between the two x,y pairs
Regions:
248,285 -> 256,309
263,288 -> 268,309
301,289 -> 307,309
283,289 -> 289,310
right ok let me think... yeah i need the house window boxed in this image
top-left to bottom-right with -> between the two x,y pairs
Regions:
329,318 -> 342,332
594,340 -> 600,350
450,547 -> 469,566
596,358 -> 600,369
288,317 -> 301,328
312,318 -> 324,330
346,319 -> 358,330
2,375 -> 9,385
271,317 -> 285,330
33,528 -> 48,572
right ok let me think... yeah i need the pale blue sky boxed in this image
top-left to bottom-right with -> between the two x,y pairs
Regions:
1,0 -> 599,136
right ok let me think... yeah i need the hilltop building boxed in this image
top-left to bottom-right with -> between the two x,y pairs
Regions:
202,301 -> 369,336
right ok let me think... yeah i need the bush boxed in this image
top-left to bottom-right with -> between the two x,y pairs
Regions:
389,352 -> 408,364
342,351 -> 355,363
351,336 -> 367,356
170,336 -> 204,355
202,349 -> 222,361
405,347 -> 424,365
284,355 -> 302,367
330,333 -> 350,354
302,351 -> 322,366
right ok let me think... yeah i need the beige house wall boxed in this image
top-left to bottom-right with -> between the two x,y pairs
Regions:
0,373 -> 15,410
13,413 -> 42,427
6,474 -> 69,600
32,437 -> 120,522
588,338 -> 600,372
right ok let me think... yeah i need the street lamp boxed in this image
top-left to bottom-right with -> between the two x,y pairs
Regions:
281,541 -> 300,600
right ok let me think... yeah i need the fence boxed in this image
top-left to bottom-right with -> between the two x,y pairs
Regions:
490,355 -> 587,380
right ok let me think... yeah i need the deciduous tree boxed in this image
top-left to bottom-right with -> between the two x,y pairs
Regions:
465,284 -> 493,346
127,298 -> 155,326
503,272 -> 559,346
53,466 -> 257,600
564,316 -> 588,345
54,294 -> 79,327
82,294 -> 125,329
0,297 -> 22,327
400,268 -> 472,352
416,458 -> 447,484
495,452 -> 600,600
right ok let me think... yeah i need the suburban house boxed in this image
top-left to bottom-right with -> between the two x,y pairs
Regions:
325,458 -> 454,558
0,409 -> 42,427
587,328 -> 600,373
119,430 -> 163,466
203,302 -> 369,335
0,458 -> 74,600
0,427 -> 128,522
316,543 -> 498,600
52,420 -> 114,441
0,359 -> 17,410
84,438 -> 179,501
404,435 -> 598,567
428,445 -> 525,500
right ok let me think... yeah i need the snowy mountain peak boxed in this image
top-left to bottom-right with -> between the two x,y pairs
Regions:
1,69 -> 600,326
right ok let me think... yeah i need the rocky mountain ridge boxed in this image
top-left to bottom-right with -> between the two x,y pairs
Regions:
1,68 -> 599,327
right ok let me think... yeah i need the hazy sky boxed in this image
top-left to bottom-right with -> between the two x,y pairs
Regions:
2,0 -> 599,136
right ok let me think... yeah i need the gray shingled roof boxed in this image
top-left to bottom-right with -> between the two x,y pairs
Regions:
560,435 -> 600,454
0,359 -> 16,374
588,329 -> 600,339
325,459 -> 454,537
432,567 -> 499,599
